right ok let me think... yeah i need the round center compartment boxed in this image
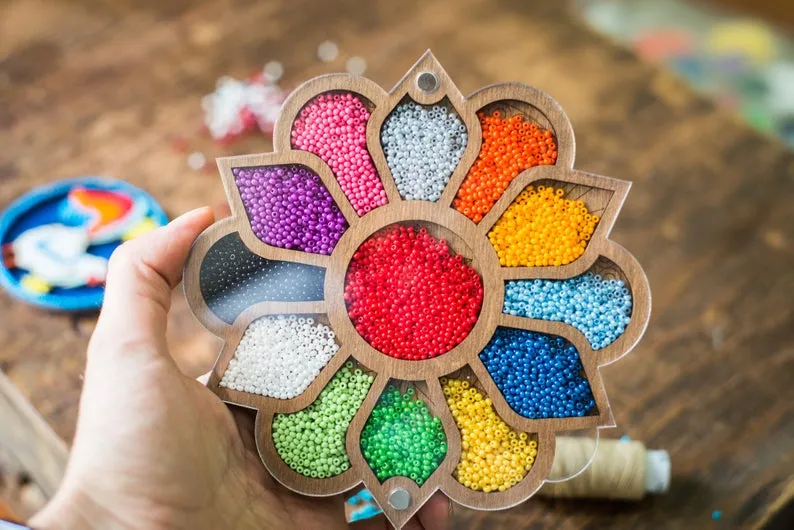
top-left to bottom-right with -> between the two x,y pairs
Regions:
344,222 -> 484,360
324,201 -> 502,380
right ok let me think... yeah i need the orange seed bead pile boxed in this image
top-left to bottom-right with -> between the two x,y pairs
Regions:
442,378 -> 537,492
453,111 -> 558,223
488,185 -> 599,267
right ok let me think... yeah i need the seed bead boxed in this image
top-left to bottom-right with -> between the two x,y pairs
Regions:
381,100 -> 467,202
488,185 -> 599,267
234,164 -> 348,255
344,224 -> 484,360
479,328 -> 596,419
360,385 -> 447,485
291,92 -> 387,216
454,110 -> 558,222
220,315 -> 340,399
273,364 -> 374,478
199,233 -> 325,324
443,378 -> 537,492
504,272 -> 632,350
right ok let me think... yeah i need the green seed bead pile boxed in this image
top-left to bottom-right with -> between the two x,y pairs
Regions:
273,362 -> 374,478
360,385 -> 448,485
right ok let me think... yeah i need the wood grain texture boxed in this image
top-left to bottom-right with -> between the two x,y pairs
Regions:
0,373 -> 67,499
1,0 -> 793,528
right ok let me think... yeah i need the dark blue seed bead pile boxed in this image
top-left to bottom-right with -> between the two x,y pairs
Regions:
504,272 -> 632,350
199,233 -> 325,323
479,328 -> 595,419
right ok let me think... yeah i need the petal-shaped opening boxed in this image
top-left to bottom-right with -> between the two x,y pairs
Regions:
360,381 -> 448,486
272,359 -> 376,479
479,328 -> 597,420
199,232 -> 325,324
453,102 -> 558,223
441,366 -> 540,493
219,314 -> 339,399
488,182 -> 601,268
381,96 -> 468,202
503,257 -> 633,350
291,91 -> 388,216
233,164 -> 349,255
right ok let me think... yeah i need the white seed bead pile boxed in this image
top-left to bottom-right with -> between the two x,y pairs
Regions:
381,101 -> 467,202
220,315 -> 339,399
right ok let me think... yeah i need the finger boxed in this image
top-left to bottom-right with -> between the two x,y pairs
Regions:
228,404 -> 258,454
416,492 -> 451,530
92,207 -> 214,351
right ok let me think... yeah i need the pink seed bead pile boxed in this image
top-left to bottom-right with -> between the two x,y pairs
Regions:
291,92 -> 387,216
233,164 -> 348,255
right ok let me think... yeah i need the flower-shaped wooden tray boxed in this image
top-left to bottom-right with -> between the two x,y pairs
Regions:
183,51 -> 651,529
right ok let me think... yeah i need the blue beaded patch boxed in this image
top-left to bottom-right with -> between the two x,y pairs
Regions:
503,272 -> 632,350
479,328 -> 596,419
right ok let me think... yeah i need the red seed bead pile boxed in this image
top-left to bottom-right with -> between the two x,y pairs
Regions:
291,92 -> 388,216
453,110 -> 558,223
344,225 -> 484,360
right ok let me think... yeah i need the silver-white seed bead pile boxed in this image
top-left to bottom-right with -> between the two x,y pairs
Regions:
381,101 -> 467,201
220,315 -> 339,399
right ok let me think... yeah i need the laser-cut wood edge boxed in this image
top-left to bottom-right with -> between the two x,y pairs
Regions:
180,50 -> 651,524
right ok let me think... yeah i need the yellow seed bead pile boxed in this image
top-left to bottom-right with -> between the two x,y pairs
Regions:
488,185 -> 599,267
442,378 -> 538,492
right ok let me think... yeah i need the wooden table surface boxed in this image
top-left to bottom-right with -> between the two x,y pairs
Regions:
2,0 -> 794,528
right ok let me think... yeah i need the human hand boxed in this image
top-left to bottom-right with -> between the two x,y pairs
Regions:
30,207 -> 450,530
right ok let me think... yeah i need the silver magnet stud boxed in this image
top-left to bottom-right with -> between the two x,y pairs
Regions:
388,487 -> 411,511
416,71 -> 439,93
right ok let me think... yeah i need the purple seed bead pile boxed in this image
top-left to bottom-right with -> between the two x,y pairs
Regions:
234,164 -> 348,255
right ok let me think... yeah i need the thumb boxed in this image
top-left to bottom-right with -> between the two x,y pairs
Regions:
91,207 -> 215,354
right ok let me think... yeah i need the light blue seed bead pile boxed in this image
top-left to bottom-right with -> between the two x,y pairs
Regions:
503,272 -> 632,350
381,101 -> 467,201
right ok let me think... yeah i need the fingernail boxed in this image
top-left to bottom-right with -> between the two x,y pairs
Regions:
173,206 -> 215,224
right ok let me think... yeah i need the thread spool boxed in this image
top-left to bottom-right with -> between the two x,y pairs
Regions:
539,436 -> 670,500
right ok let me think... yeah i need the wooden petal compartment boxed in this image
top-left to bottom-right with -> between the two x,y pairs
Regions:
289,90 -> 387,217
198,231 -> 325,325
257,357 -> 379,497
379,95 -> 469,202
182,51 -> 651,528
439,365 -> 554,510
503,256 -> 635,352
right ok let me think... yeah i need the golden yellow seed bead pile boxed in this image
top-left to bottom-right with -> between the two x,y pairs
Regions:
442,378 -> 538,492
488,185 -> 599,267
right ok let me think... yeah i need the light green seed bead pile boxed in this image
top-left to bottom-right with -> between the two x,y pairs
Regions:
273,362 -> 374,478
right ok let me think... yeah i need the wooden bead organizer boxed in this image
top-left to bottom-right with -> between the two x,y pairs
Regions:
183,51 -> 651,528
